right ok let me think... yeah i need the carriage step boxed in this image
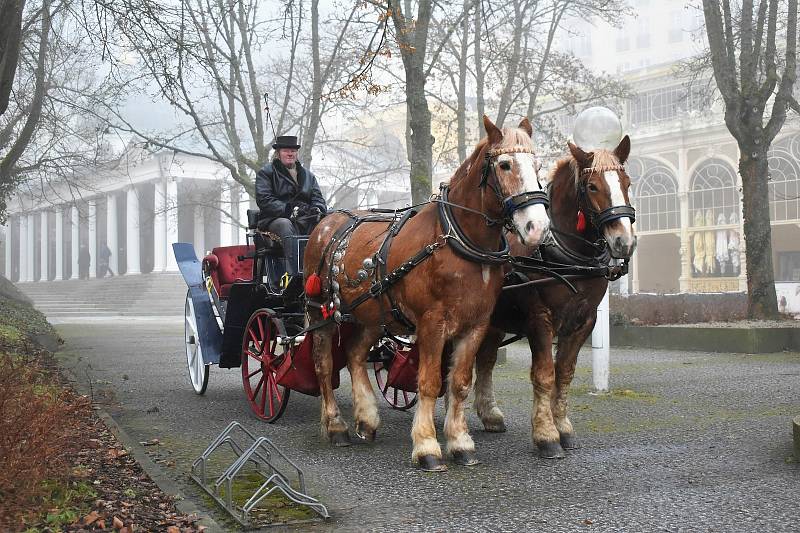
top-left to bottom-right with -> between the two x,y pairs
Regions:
190,421 -> 329,528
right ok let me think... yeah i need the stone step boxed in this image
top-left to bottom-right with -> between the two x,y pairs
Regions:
16,273 -> 189,318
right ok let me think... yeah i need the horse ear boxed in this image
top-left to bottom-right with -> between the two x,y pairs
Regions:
518,117 -> 533,137
568,141 -> 592,167
614,135 -> 631,164
483,115 -> 503,145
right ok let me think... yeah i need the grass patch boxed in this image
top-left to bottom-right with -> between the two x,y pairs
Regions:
0,297 -> 57,341
212,471 -> 317,525
21,480 -> 97,532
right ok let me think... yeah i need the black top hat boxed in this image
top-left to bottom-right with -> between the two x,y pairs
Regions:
272,135 -> 301,150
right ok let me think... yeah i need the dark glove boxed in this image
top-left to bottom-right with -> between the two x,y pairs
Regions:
284,202 -> 296,218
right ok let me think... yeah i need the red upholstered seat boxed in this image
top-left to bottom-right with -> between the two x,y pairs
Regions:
202,245 -> 254,299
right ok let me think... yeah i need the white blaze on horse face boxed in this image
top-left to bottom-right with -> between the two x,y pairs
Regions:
508,152 -> 549,247
602,170 -> 636,257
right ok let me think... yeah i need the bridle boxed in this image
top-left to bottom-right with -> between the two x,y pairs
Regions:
577,164 -> 636,229
479,146 -> 550,222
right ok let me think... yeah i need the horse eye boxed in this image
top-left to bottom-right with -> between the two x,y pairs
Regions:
587,183 -> 598,192
498,161 -> 512,171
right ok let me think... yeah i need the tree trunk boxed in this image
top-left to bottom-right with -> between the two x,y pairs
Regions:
0,0 -> 25,116
495,0 -> 523,128
407,80 -> 434,204
391,0 -> 434,204
738,147 -> 779,318
473,2 -> 484,139
300,0 -> 321,165
456,0 -> 469,161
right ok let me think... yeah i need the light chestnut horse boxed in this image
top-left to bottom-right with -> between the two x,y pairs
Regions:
304,116 -> 549,471
474,137 -> 637,458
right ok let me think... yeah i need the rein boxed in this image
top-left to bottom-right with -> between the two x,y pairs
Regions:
435,184 -> 510,265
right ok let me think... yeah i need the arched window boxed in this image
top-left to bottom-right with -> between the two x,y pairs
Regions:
768,135 -> 800,221
628,158 -> 680,232
689,159 -> 739,227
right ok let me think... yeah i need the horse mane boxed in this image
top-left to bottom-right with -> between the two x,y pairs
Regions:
550,148 -> 622,191
449,127 -> 535,188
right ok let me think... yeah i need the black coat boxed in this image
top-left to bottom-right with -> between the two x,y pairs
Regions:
255,160 -> 327,224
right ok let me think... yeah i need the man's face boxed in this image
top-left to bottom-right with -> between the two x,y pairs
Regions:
278,148 -> 298,167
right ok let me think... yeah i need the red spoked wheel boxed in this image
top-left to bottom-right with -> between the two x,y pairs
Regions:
374,361 -> 417,410
241,309 -> 290,422
372,340 -> 418,411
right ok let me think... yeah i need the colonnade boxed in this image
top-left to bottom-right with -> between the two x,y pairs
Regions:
1,178 -> 251,283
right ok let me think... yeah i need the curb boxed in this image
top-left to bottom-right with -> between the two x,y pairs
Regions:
55,351 -> 224,532
610,325 -> 800,353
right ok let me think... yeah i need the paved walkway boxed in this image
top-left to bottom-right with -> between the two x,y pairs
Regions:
55,319 -> 800,532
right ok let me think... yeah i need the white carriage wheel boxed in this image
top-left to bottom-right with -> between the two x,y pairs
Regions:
184,290 -> 210,394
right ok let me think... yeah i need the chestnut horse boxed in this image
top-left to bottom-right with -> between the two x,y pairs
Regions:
304,116 -> 549,471
473,136 -> 637,458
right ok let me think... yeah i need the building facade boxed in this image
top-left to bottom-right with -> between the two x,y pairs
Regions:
0,146 -> 409,283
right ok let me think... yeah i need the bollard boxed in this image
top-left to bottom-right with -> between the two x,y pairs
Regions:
794,416 -> 800,461
591,288 -> 610,393
496,347 -> 507,365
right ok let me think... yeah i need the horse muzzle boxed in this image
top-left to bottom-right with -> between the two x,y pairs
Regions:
608,233 -> 637,259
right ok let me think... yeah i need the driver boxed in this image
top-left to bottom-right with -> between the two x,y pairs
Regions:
255,135 -> 327,241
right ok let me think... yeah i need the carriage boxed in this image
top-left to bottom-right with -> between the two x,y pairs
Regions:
173,209 -> 423,423
173,110 -> 636,469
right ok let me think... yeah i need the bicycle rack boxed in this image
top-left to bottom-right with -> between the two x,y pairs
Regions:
190,421 -> 329,528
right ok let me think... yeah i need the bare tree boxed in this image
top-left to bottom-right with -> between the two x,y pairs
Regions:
702,0 -> 798,318
0,0 -> 26,116
388,0 -> 435,204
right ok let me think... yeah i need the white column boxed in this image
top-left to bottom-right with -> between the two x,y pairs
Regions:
126,186 -> 141,275
153,179 -> 167,271
591,288 -> 610,393
193,205 -> 206,255
88,200 -> 97,278
19,216 -> 28,282
219,182 -> 232,246
106,193 -> 119,275
166,178 -> 178,271
55,208 -> 64,280
70,205 -> 79,279
26,213 -> 35,282
40,211 -> 48,281
238,186 -> 249,244
3,219 -> 11,279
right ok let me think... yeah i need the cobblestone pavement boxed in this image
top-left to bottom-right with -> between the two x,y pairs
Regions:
56,321 -> 800,532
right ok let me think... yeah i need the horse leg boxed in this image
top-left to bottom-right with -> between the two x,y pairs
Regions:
529,326 -> 565,459
312,325 -> 350,447
552,315 -> 596,450
346,325 -> 383,442
411,319 -> 447,472
473,327 -> 506,433
445,324 -> 488,466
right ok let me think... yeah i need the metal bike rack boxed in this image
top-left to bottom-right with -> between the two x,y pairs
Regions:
190,421 -> 329,528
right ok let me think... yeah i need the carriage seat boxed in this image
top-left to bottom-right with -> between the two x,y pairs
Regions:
202,245 -> 254,299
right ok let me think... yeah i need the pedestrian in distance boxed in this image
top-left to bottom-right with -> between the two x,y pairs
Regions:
98,242 -> 115,278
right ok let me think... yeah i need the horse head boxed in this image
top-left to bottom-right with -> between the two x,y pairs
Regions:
568,135 -> 637,259
481,115 -> 550,247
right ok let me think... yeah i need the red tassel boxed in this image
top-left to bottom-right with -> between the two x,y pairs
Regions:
576,210 -> 587,233
305,273 -> 322,297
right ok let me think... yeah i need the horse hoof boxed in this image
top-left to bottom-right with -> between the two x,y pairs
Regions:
355,423 -> 377,442
483,420 -> 507,433
560,432 -> 581,450
330,431 -> 351,447
537,440 -> 566,459
451,450 -> 480,466
417,455 -> 447,472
